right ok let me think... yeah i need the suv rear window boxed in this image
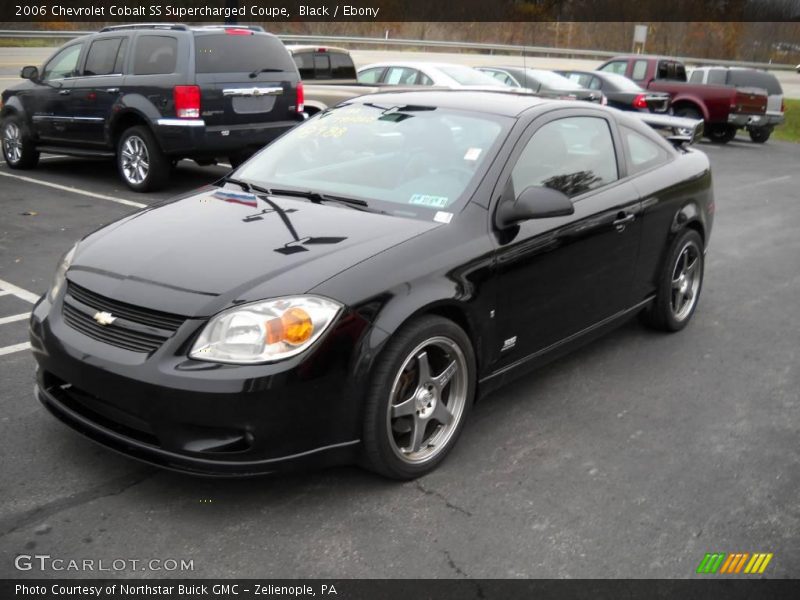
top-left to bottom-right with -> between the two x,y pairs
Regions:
195,34 -> 295,74
727,70 -> 782,95
133,35 -> 178,75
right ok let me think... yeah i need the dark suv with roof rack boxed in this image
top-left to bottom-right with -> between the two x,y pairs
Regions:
1,24 -> 305,191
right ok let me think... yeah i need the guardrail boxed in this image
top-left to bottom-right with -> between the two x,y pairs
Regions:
0,30 -> 794,71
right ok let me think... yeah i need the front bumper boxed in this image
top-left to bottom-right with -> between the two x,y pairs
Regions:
153,117 -> 303,158
29,294 -> 369,476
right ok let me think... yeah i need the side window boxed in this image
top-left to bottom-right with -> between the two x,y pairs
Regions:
657,61 -> 670,80
588,76 -> 602,90
417,71 -> 434,86
83,38 -> 123,76
689,70 -> 704,83
599,60 -> 627,76
358,67 -> 384,84
631,60 -> 648,81
708,69 -> 727,85
511,116 -> 618,198
113,39 -> 128,74
385,67 -> 419,85
622,126 -> 670,175
41,44 -> 83,81
133,36 -> 177,75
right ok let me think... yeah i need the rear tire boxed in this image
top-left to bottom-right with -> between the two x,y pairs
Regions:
707,124 -> 737,144
117,126 -> 169,192
2,114 -> 39,169
361,315 -> 476,480
748,126 -> 772,144
641,229 -> 705,332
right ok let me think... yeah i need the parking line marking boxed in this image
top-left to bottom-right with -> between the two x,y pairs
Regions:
0,171 -> 147,209
0,313 -> 29,326
741,175 -> 792,189
0,342 -> 31,356
0,278 -> 40,304
0,290 -> 12,297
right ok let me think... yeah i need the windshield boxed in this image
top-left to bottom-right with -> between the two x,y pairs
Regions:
527,69 -> 584,91
235,102 -> 510,219
601,72 -> 644,92
437,65 -> 507,87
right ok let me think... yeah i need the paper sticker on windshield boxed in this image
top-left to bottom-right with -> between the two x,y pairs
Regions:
434,211 -> 453,224
409,194 -> 449,208
464,147 -> 482,161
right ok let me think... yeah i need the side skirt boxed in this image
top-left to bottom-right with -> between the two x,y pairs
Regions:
478,296 -> 655,396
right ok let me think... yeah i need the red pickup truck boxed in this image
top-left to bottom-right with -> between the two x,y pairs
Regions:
597,56 -> 768,143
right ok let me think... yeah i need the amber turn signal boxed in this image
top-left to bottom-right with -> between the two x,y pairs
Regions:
265,307 -> 314,345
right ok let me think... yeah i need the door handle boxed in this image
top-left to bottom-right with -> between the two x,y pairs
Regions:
106,88 -> 120,94
613,212 -> 635,231
58,89 -> 70,95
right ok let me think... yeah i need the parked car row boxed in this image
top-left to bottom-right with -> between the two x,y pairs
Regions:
0,25 -> 787,194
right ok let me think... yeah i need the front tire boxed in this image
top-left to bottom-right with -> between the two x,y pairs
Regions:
641,229 -> 705,332
361,316 -> 476,479
117,126 -> 169,192
748,126 -> 772,144
2,114 -> 39,169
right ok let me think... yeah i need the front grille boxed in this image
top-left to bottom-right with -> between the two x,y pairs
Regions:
63,282 -> 188,353
67,282 -> 185,330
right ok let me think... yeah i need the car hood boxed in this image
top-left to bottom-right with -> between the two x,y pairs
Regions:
68,186 -> 439,317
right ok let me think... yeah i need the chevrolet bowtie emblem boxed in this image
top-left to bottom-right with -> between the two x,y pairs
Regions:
93,311 -> 117,326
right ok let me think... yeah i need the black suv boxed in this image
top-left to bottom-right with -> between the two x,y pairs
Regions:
1,24 -> 305,191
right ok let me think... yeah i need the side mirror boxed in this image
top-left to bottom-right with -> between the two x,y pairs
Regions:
495,185 -> 574,228
20,66 -> 39,81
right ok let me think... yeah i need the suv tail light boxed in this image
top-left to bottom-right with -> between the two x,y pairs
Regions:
296,81 -> 304,114
632,94 -> 648,109
781,98 -> 785,113
173,85 -> 200,119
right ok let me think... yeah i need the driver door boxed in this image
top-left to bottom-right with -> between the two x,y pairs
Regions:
490,110 -> 642,370
30,42 -> 84,143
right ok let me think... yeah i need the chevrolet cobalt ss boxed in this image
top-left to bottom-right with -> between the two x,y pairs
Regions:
30,91 -> 713,479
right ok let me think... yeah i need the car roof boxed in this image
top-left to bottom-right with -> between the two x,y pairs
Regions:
344,89 -> 565,117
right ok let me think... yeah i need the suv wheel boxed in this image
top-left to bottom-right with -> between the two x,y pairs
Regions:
2,115 -> 39,169
117,126 -> 169,192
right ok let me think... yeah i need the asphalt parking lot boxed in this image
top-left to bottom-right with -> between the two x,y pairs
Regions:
0,136 -> 798,579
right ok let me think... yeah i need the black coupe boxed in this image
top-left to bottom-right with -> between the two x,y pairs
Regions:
558,70 -> 671,113
30,91 -> 713,479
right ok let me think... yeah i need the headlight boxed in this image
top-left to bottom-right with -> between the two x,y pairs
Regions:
189,296 -> 342,364
47,243 -> 77,303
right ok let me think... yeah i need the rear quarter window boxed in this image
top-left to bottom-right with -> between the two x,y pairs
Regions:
622,126 -> 671,175
195,34 -> 295,74
83,38 -> 123,76
133,36 -> 177,75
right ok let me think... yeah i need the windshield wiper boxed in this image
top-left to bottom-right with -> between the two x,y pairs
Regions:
267,187 -> 369,208
222,178 -> 368,209
249,67 -> 285,78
